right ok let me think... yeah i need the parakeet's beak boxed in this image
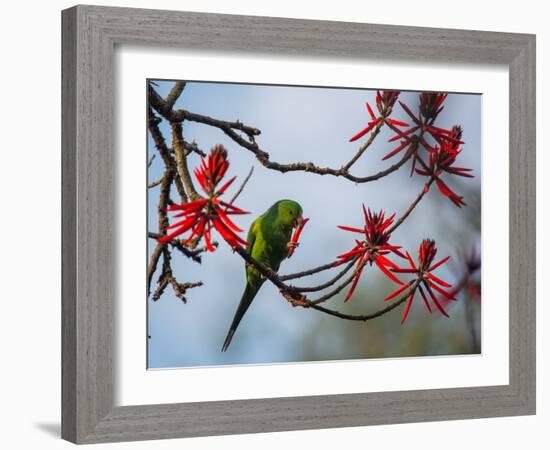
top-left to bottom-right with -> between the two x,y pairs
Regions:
296,215 -> 304,228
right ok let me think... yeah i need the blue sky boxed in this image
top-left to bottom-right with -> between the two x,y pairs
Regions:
147,80 -> 481,368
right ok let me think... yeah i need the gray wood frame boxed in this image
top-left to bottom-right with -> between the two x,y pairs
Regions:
61,5 -> 536,444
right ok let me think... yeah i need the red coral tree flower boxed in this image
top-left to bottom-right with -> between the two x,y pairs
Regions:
336,206 -> 406,302
415,125 -> 473,207
384,92 -> 464,176
287,217 -> 310,258
348,90 -> 409,142
158,144 -> 249,251
385,239 -> 455,324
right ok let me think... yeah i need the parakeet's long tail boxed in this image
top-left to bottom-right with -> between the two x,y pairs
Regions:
221,283 -> 261,352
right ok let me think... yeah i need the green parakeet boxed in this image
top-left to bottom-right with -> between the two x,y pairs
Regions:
221,199 -> 304,352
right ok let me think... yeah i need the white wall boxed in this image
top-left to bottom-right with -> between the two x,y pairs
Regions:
0,0 -> 545,448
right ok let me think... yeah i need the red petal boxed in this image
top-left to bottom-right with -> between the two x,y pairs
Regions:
215,206 -> 243,232
344,255 -> 366,302
398,101 -> 420,124
290,217 -> 310,245
446,168 -> 475,178
415,168 -> 431,176
429,256 -> 450,271
215,176 -> 237,197
386,118 -> 409,127
366,102 -> 376,120
194,168 -> 207,191
288,217 -> 309,258
158,217 -> 197,244
427,272 -> 452,288
337,246 -> 365,261
417,284 -> 432,313
172,201 -> 209,218
376,254 -> 399,270
184,217 -> 207,245
423,282 -> 450,317
400,293 -> 415,324
374,257 -> 403,285
349,123 -> 375,142
427,280 -> 456,300
382,139 -> 411,160
166,213 -> 200,230
435,178 -> 455,197
406,251 -> 416,269
212,218 -> 249,247
337,225 -> 364,234
391,268 -> 418,273
218,200 -> 250,215
167,199 -> 208,212
385,282 -> 411,301
388,125 -> 419,143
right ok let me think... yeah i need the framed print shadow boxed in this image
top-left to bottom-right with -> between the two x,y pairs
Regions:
62,5 -> 536,444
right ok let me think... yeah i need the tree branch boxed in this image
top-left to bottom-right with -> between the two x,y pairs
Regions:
289,257 -> 358,293
307,279 -> 421,321
148,175 -> 164,189
388,176 -> 436,234
164,81 -> 186,109
147,108 -> 187,202
171,121 -> 201,200
148,83 -> 417,185
234,246 -> 421,323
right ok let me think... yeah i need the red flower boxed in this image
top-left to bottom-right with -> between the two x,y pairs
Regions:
158,145 -> 249,251
386,239 -> 454,324
287,217 -> 310,258
445,244 -> 482,306
348,91 -> 409,142
384,93 -> 464,176
336,206 -> 405,302
415,125 -> 472,207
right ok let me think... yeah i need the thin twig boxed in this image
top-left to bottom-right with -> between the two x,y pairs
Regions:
309,257 -> 367,305
147,231 -> 217,262
229,166 -> 254,204
148,176 -> 164,189
280,260 -> 340,281
290,257 -> 358,293
183,139 -> 206,157
341,121 -> 384,171
147,170 -> 173,296
388,176 -> 435,234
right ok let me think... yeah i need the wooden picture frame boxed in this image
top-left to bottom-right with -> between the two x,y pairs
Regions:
61,5 -> 536,443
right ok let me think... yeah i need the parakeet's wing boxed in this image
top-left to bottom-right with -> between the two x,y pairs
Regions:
246,217 -> 259,255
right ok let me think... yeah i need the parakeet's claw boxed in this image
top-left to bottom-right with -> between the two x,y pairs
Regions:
281,290 -> 308,307
287,241 -> 299,259
291,297 -> 308,307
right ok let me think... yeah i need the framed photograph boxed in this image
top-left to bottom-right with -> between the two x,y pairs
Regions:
62,5 -> 536,444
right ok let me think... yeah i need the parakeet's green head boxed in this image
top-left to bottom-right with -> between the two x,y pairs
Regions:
275,199 -> 303,228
